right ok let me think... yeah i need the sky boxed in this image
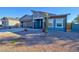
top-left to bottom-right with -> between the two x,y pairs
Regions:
0,7 -> 79,23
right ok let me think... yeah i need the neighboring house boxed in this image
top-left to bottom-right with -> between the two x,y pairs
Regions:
71,15 -> 79,32
0,20 -> 2,28
20,10 -> 69,32
1,17 -> 20,28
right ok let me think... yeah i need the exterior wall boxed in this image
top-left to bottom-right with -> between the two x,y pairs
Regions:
71,23 -> 79,32
48,27 -> 65,32
21,21 -> 33,28
32,11 -> 45,18
8,19 -> 20,28
20,15 -> 33,28
48,18 -> 66,32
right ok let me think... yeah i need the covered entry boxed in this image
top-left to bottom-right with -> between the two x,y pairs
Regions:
34,19 -> 43,29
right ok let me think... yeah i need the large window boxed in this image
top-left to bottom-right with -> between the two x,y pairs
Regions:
55,18 -> 63,28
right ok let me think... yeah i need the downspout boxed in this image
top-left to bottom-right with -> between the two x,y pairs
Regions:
43,12 -> 48,36
64,16 -> 67,32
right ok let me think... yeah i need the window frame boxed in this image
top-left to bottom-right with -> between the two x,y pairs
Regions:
48,19 -> 54,27
55,18 -> 64,28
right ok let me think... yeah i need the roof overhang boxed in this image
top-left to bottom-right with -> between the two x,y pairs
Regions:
49,14 -> 70,19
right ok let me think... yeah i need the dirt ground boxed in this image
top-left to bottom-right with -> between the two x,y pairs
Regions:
0,31 -> 79,52
0,40 -> 79,52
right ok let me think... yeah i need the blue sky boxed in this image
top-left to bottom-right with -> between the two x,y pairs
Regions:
0,7 -> 79,23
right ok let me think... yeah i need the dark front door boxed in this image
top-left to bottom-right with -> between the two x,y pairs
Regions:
34,19 -> 43,29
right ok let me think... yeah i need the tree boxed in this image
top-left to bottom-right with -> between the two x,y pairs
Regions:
77,15 -> 79,23
73,15 -> 79,24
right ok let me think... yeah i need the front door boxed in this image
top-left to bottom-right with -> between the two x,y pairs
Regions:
34,19 -> 43,29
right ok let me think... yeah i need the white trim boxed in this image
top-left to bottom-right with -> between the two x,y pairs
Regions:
33,17 -> 44,19
55,18 -> 64,28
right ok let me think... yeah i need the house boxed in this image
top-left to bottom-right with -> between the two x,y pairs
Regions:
1,17 -> 20,28
20,15 -> 33,28
20,10 -> 70,32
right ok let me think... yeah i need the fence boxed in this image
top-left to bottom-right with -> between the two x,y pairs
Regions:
71,23 -> 79,32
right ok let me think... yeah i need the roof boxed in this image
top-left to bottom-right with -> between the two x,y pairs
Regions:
20,10 -> 70,21
49,14 -> 70,19
1,17 -> 19,20
31,10 -> 56,16
20,15 -> 33,21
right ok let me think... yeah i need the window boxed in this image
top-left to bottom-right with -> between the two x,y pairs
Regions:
48,19 -> 54,27
55,18 -> 63,28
